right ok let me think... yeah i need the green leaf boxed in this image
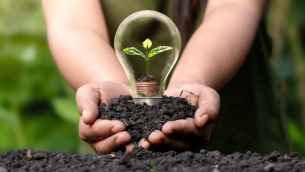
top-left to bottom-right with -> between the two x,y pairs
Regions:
52,98 -> 79,124
150,166 -> 158,172
0,123 -> 18,152
123,47 -> 145,58
142,38 -> 152,49
288,120 -> 305,154
0,55 -> 23,90
0,105 -> 25,147
0,106 -> 19,129
148,46 -> 173,58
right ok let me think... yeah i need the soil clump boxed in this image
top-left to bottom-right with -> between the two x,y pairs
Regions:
137,73 -> 158,82
98,95 -> 198,142
1,148 -> 304,172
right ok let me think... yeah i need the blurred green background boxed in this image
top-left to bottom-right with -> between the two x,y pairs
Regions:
0,0 -> 304,155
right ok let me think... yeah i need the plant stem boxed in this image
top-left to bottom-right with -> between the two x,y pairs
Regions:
146,48 -> 149,73
146,59 -> 149,73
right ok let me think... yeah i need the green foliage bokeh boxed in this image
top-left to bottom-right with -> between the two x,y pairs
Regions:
0,0 -> 304,155
0,0 -> 81,154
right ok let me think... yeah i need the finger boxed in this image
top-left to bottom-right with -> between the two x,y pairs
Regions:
138,138 -> 151,149
79,119 -> 125,142
92,131 -> 131,154
162,118 -> 204,137
194,106 -> 217,128
194,110 -> 210,128
195,88 -> 220,127
76,84 -> 101,124
148,130 -> 190,150
125,142 -> 136,153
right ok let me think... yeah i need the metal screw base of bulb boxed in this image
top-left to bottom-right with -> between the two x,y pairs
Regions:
133,97 -> 162,106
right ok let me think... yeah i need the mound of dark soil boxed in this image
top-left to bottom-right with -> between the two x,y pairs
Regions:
1,148 -> 304,172
98,95 -> 198,142
137,73 -> 158,82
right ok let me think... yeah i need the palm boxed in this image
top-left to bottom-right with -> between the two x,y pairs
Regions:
76,81 -> 135,154
138,82 -> 220,151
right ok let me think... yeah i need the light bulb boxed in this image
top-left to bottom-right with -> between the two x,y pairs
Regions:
114,10 -> 181,105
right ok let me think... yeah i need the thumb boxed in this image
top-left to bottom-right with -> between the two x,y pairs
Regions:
76,84 -> 101,125
194,105 -> 218,128
194,92 -> 219,128
194,108 -> 211,128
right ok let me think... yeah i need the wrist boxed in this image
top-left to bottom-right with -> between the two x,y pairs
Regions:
97,80 -> 129,91
166,81 -> 204,98
108,79 -> 128,86
106,79 -> 128,86
168,72 -> 220,91
168,80 -> 206,89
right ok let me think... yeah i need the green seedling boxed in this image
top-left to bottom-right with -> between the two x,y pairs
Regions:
123,38 -> 172,73
150,166 -> 158,172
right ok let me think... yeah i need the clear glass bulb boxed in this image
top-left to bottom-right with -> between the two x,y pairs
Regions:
114,10 -> 181,104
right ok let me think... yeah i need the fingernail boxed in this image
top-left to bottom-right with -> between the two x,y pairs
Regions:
82,110 -> 88,121
201,114 -> 209,126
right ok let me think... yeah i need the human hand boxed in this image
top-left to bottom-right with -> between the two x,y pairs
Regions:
76,81 -> 135,154
138,82 -> 220,151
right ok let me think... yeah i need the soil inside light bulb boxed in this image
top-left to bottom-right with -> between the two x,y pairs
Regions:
136,73 -> 158,96
137,73 -> 158,82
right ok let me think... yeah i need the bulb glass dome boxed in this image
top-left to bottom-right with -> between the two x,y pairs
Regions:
114,10 -> 181,99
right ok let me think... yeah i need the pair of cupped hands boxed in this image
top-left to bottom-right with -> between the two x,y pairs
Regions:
76,81 -> 220,154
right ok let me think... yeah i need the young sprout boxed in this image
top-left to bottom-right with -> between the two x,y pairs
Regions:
123,38 -> 172,73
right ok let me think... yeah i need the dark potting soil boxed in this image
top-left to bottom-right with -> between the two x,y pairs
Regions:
137,73 -> 158,82
1,148 -> 304,172
98,95 -> 198,142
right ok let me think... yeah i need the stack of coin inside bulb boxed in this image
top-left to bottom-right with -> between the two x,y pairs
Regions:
137,82 -> 158,96
136,73 -> 158,96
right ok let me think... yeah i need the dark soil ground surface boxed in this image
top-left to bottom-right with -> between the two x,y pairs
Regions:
137,73 -> 158,82
98,95 -> 198,142
2,96 -> 303,171
1,147 -> 304,172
